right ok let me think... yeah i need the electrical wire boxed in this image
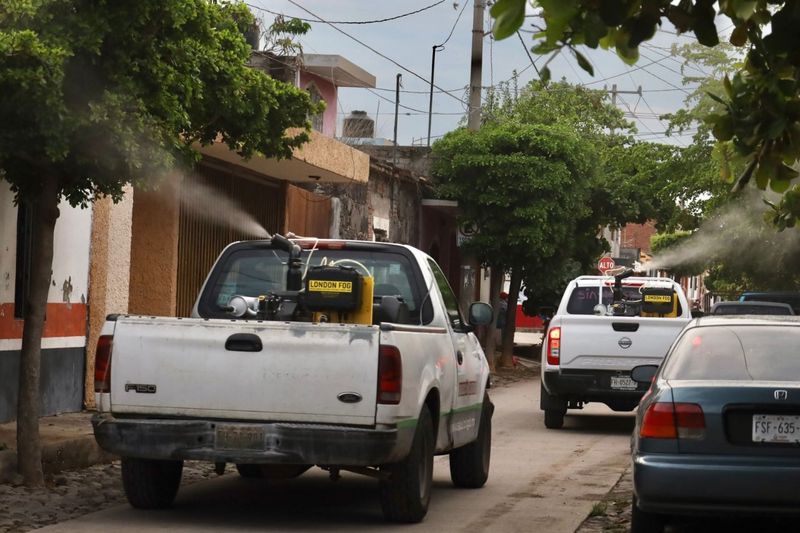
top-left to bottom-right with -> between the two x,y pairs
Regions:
516,31 -> 541,77
284,0 -> 473,109
437,0 -> 470,47
247,1 -> 446,25
366,87 -> 466,115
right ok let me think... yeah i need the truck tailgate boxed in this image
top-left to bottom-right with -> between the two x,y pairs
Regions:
109,317 -> 379,426
559,316 -> 690,370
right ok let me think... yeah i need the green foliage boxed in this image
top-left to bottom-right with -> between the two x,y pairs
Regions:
492,0 -> 800,229
262,15 -> 311,56
433,121 -> 594,274
0,0 -> 320,206
438,80 -> 693,308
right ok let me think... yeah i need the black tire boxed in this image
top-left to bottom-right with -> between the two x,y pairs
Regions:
544,409 -> 565,429
449,393 -> 493,488
121,457 -> 183,509
235,464 -> 311,479
540,385 -> 566,429
631,495 -> 667,533
379,405 -> 434,523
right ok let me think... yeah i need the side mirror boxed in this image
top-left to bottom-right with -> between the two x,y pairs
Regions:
631,364 -> 659,384
468,302 -> 493,326
691,310 -> 705,318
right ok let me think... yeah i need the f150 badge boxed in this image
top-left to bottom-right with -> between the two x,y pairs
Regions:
125,383 -> 157,394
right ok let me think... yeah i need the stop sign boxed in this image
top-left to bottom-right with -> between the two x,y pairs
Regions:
598,256 -> 615,274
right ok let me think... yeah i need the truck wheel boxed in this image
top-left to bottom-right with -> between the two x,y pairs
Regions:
631,495 -> 666,533
121,457 -> 183,509
379,405 -> 434,523
449,393 -> 493,488
235,464 -> 311,479
540,386 -> 566,429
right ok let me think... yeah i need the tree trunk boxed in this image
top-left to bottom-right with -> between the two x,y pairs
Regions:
17,175 -> 60,487
484,268 -> 503,371
498,268 -> 522,368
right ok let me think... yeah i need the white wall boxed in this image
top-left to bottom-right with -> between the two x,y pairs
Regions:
0,184 -> 92,306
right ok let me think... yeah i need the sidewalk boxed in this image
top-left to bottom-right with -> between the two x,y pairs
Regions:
0,412 -> 114,483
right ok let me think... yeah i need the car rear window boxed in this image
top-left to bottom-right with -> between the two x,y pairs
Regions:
712,304 -> 793,315
202,247 -> 421,319
662,326 -> 800,381
566,286 -> 683,317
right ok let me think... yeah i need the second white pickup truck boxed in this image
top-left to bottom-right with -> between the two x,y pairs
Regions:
540,270 -> 691,429
92,235 -> 494,523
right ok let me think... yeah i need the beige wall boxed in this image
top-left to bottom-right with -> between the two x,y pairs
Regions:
84,187 -> 133,408
128,175 -> 181,317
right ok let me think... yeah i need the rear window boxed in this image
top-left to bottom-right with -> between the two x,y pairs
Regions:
566,286 -> 683,317
200,247 -> 422,319
662,326 -> 800,381
741,293 -> 800,314
712,304 -> 793,315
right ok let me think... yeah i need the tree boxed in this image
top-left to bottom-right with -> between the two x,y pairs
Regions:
0,0 -> 319,486
432,121 -> 594,366
484,80 -> 682,310
491,0 -> 800,229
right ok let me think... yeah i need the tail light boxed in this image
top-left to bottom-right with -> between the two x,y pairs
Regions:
94,335 -> 113,393
546,327 -> 561,366
378,345 -> 402,404
640,402 -> 705,439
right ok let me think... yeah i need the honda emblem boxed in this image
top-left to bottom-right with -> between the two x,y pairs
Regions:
774,390 -> 789,401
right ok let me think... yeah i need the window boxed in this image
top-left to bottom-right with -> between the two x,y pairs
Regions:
306,83 -> 324,132
14,201 -> 33,319
566,285 -> 683,317
202,247 -> 422,320
662,326 -> 800,381
428,259 -> 464,330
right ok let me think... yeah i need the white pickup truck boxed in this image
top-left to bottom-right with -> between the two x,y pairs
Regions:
92,235 -> 494,523
540,271 -> 691,429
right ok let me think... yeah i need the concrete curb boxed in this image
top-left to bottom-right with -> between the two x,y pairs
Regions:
0,435 -> 115,484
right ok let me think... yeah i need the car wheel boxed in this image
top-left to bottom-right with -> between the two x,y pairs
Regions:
121,457 -> 183,509
631,495 -> 667,533
235,464 -> 311,479
540,385 -> 566,429
379,405 -> 434,523
449,393 -> 493,488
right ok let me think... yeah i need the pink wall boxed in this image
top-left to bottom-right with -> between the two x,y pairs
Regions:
299,71 -> 338,138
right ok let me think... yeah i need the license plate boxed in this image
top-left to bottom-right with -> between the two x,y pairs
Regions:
610,375 -> 637,390
215,425 -> 265,450
752,415 -> 800,443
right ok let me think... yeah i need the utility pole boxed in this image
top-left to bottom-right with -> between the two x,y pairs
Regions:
606,84 -> 642,133
606,84 -> 642,106
427,45 -> 445,146
467,0 -> 485,131
393,73 -> 402,163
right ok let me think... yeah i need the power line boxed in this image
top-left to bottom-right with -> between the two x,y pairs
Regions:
247,1 -> 446,25
437,0 -> 470,47
284,0 -> 472,109
365,87 -> 466,115
515,31 -> 541,77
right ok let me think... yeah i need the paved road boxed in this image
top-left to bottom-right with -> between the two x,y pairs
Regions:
39,378 -> 633,533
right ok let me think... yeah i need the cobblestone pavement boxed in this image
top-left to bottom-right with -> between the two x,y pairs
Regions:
0,365 -> 538,533
0,461 -> 224,533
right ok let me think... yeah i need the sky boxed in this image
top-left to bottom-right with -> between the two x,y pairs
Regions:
248,1 -> 726,147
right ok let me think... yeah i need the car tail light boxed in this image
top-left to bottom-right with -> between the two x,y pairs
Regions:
94,335 -> 113,393
546,327 -> 561,366
640,402 -> 705,440
378,345 -> 402,404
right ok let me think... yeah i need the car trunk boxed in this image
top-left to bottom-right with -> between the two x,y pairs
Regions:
559,316 -> 690,371
109,317 -> 380,426
671,381 -> 800,457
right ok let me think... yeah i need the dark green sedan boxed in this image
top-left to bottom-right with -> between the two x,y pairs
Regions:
630,316 -> 800,533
